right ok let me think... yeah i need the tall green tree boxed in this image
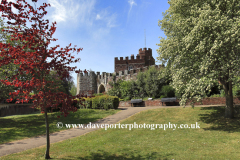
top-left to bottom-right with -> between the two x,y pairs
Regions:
144,66 -> 166,98
70,82 -> 77,96
136,71 -> 147,98
157,0 -> 240,118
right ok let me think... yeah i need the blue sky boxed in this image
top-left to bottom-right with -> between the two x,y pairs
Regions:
8,0 -> 170,86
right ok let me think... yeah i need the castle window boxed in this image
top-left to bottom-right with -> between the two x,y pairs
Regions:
128,65 -> 133,71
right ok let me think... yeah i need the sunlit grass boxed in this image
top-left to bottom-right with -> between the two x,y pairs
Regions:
2,106 -> 240,159
0,109 -> 120,144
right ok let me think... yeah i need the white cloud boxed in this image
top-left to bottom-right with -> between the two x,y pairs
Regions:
47,0 -> 117,29
96,14 -> 101,20
48,0 -> 95,26
106,14 -> 117,28
128,0 -> 137,15
96,10 -> 117,28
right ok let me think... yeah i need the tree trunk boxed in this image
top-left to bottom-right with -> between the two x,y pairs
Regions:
44,107 -> 51,159
223,81 -> 234,119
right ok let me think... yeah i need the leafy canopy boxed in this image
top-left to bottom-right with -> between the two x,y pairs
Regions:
0,0 -> 86,116
157,0 -> 240,106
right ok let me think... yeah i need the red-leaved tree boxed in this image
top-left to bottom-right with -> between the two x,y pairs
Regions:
0,0 -> 87,159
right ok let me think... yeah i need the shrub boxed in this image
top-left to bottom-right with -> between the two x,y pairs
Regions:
160,95 -> 166,99
220,89 -> 225,97
84,97 -> 92,109
210,94 -> 221,98
233,84 -> 240,97
136,71 -> 147,98
160,85 -> 175,97
83,95 -> 119,110
98,96 -> 105,109
92,97 -> 100,109
112,96 -> 119,109
93,93 -> 104,96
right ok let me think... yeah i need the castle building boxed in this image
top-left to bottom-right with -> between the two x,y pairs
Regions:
114,48 -> 155,73
77,48 -> 161,97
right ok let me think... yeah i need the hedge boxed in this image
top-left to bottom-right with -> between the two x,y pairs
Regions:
80,95 -> 119,110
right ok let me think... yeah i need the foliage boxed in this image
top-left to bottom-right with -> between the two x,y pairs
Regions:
0,17 -> 24,102
145,66 -> 166,98
108,79 -> 139,101
69,82 -> 77,96
205,81 -> 221,97
160,85 -> 175,98
157,0 -> 240,118
81,95 -> 119,110
119,80 -> 134,101
232,76 -> 240,97
108,67 -> 169,100
136,71 -> 147,98
0,1 -> 86,159
107,79 -> 123,98
210,94 -> 222,98
81,97 -> 92,109
93,93 -> 104,96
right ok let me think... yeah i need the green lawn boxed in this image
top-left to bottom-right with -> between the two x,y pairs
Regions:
0,109 -> 120,144
1,106 -> 240,160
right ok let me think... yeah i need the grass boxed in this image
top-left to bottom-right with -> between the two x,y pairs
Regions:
0,109 -> 120,144
1,106 -> 240,159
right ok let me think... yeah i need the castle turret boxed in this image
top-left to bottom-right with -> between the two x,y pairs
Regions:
114,48 -> 155,73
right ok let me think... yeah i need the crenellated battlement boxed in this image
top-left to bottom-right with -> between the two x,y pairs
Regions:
139,48 -> 152,52
114,54 -> 142,61
78,64 -> 164,80
78,71 -> 112,79
114,47 -> 155,73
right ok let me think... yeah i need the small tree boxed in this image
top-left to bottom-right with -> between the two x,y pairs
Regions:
0,0 -> 85,159
107,79 -> 122,98
145,66 -> 164,98
136,71 -> 147,98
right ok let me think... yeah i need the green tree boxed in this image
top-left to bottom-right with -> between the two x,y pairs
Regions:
38,70 -> 74,96
119,80 -> 132,100
70,82 -> 77,96
136,71 -> 147,98
0,16 -> 30,102
145,66 -> 165,98
157,0 -> 240,118
107,79 -> 122,98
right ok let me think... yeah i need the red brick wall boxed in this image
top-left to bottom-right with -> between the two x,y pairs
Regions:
186,97 -> 240,105
114,59 -> 145,73
118,97 -> 240,107
114,48 -> 155,73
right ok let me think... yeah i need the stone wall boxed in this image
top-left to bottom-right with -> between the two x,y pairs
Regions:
76,47 -> 163,97
77,71 -> 97,97
77,64 -> 164,97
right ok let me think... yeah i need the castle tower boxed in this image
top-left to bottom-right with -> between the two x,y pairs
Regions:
77,71 -> 97,96
114,48 -> 155,73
